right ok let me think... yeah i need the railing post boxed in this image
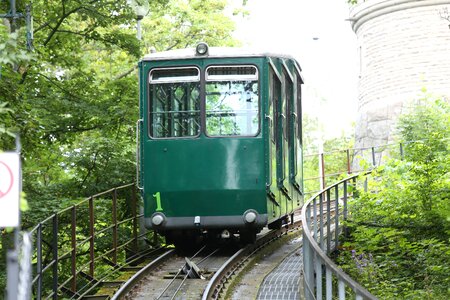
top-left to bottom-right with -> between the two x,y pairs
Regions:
343,181 -> 349,238
315,255 -> 323,299
338,279 -> 345,300
89,196 -> 95,277
112,189 -> 118,265
319,193 -> 324,250
131,186 -> 138,254
326,267 -> 332,300
313,197 -> 317,242
303,206 -> 314,300
52,214 -> 58,300
320,152 -> 326,189
71,206 -> 77,293
346,149 -> 351,174
326,189 -> 331,254
335,185 -> 339,246
371,147 -> 376,166
36,224 -> 42,300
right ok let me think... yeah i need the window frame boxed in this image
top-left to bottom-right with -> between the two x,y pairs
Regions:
147,66 -> 202,139
204,64 -> 261,138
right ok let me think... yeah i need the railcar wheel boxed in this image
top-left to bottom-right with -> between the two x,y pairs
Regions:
268,219 -> 282,230
240,229 -> 257,244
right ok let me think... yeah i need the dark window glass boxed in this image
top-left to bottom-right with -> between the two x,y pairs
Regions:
149,68 -> 200,138
271,72 -> 281,144
297,79 -> 302,144
283,70 -> 292,141
205,66 -> 259,136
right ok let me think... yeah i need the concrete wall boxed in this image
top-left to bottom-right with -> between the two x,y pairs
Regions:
350,0 -> 450,148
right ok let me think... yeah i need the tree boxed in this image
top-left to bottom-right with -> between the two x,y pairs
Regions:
0,0 -> 240,226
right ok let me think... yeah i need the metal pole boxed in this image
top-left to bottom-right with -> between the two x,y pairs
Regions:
136,17 -> 143,41
71,206 -> 77,292
326,267 -> 332,300
303,238 -> 314,300
346,149 -> 351,174
6,235 -> 19,300
303,207 -> 314,300
335,185 -> 339,246
6,135 -> 22,300
112,189 -> 118,265
319,193 -> 324,250
36,224 -> 42,300
132,187 -> 138,254
89,197 -> 95,277
312,197 -> 317,242
26,4 -> 33,51
320,152 -> 326,189
326,189 -> 331,254
52,215 -> 58,300
371,147 -> 376,166
18,232 -> 32,300
315,256 -> 322,299
343,181 -> 348,238
10,0 -> 16,32
338,279 -> 346,300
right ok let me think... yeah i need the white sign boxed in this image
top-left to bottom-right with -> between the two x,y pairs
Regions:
0,152 -> 20,228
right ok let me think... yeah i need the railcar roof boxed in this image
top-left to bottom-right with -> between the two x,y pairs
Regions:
141,46 -> 301,66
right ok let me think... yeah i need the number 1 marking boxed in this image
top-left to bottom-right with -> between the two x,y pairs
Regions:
153,192 -> 163,211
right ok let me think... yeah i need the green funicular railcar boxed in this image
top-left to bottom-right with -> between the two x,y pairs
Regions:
137,43 -> 304,245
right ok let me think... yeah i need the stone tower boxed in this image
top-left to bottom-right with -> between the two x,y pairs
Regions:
350,0 -> 450,148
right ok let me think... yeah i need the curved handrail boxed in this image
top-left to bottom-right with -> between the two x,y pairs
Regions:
301,172 -> 378,300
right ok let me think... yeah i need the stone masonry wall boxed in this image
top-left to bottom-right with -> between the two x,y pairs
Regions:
350,0 -> 450,148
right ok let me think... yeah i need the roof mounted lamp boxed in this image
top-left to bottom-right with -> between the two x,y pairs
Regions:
196,42 -> 209,56
128,0 -> 149,41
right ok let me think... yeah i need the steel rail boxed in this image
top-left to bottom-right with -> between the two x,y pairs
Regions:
155,245 -> 214,300
168,247 -> 222,300
106,248 -> 176,300
202,221 -> 300,300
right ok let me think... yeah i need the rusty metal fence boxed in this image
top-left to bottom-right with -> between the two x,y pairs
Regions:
27,183 -> 154,299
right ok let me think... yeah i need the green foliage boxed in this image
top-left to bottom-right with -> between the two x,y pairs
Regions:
1,0 -> 241,294
302,113 -> 354,195
338,96 -> 450,298
0,0 -> 239,223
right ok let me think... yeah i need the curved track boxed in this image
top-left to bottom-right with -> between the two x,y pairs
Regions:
110,217 -> 303,300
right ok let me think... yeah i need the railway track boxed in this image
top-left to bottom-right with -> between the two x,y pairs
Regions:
110,216 -> 303,300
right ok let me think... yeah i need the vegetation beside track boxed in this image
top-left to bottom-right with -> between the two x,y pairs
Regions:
336,96 -> 450,299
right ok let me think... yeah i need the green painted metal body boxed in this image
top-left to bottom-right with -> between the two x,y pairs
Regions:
138,49 -> 303,234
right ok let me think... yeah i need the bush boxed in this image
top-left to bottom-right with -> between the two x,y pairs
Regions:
338,96 -> 450,299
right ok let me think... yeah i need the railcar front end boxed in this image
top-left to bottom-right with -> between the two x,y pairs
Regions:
137,44 -> 304,245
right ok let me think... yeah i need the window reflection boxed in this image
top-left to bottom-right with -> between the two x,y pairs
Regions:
206,66 -> 259,136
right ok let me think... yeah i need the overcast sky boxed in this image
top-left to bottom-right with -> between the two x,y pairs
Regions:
231,0 -> 358,139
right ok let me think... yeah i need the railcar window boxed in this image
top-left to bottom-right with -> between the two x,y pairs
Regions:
149,67 -> 200,138
205,66 -> 259,136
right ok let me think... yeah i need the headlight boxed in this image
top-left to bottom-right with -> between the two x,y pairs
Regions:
151,213 -> 165,226
244,210 -> 257,224
196,42 -> 209,56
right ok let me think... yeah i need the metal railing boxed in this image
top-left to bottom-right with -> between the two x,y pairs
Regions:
26,183 -> 154,299
303,142 -> 404,197
301,173 -> 378,300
